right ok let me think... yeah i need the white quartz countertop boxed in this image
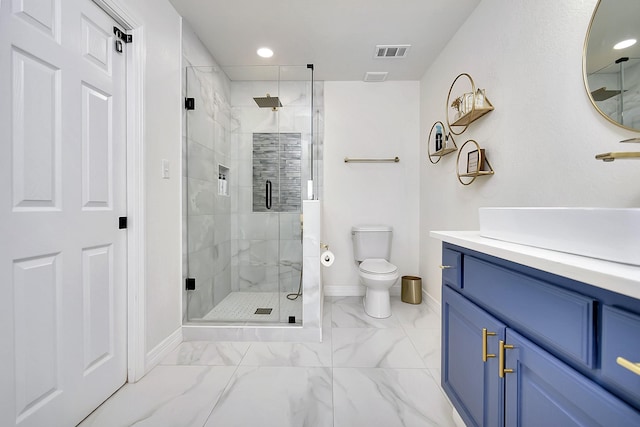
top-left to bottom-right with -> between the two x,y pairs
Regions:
430,231 -> 640,301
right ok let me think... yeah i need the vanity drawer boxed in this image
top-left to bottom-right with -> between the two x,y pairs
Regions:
442,248 -> 462,288
463,256 -> 596,368
602,305 -> 640,408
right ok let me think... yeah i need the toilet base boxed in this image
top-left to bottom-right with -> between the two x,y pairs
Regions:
363,288 -> 391,318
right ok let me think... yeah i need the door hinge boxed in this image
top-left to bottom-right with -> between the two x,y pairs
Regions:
113,26 -> 132,43
185,97 -> 195,110
186,278 -> 196,290
119,217 -> 128,229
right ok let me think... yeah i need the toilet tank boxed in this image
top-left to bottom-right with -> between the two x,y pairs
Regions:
351,225 -> 393,262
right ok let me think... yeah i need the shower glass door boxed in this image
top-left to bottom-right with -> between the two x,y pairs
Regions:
184,65 -> 312,325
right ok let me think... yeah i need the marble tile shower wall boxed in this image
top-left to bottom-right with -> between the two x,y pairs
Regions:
182,73 -> 325,321
229,81 -> 323,296
183,66 -> 233,320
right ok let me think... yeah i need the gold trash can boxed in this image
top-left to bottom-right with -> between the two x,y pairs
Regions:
401,276 -> 422,304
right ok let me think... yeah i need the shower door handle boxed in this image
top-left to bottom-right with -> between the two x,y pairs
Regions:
266,180 -> 272,210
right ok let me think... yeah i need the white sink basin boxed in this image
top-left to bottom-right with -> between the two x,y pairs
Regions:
479,207 -> 640,266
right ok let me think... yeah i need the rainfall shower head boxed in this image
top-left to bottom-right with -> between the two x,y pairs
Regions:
253,94 -> 282,110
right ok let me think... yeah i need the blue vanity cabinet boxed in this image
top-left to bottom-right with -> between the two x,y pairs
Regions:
440,243 -> 640,426
442,247 -> 462,288
601,305 -> 640,408
504,330 -> 640,427
442,285 -> 506,427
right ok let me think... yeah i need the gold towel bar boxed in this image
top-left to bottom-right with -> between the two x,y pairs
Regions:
344,156 -> 400,163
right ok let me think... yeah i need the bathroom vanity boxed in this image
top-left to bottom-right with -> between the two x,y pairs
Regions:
431,231 -> 640,427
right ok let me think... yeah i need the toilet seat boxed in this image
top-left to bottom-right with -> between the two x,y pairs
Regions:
359,258 -> 397,275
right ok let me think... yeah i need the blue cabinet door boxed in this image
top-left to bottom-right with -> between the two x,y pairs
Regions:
601,305 -> 640,408
442,285 -> 506,427
505,330 -> 640,427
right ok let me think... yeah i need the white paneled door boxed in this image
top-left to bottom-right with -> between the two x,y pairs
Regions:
0,0 -> 128,426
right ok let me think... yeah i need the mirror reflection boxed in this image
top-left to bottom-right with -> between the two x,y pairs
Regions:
584,0 -> 640,131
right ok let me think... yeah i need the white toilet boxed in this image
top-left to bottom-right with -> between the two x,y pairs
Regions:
351,225 -> 400,318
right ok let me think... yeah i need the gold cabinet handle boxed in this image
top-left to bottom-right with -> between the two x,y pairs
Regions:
617,357 -> 640,376
439,265 -> 452,269
499,340 -> 514,378
482,328 -> 496,362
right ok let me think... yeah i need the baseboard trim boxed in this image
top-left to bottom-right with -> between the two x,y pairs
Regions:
324,284 -> 423,299
323,285 -> 365,297
423,291 -> 441,315
144,327 -> 182,376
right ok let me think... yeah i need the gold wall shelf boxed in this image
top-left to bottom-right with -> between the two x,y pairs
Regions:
433,148 -> 458,157
450,105 -> 494,127
456,140 -> 494,185
458,170 -> 495,178
446,73 -> 494,135
427,121 -> 457,164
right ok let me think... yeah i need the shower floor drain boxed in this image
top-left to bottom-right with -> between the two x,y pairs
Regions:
254,308 -> 273,315
201,292 -> 302,322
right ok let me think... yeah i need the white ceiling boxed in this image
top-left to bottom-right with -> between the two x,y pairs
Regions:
168,0 -> 481,81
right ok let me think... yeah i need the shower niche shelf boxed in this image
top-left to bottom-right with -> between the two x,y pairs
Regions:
456,139 -> 494,185
428,121 -> 457,164
218,164 -> 229,197
446,73 -> 494,135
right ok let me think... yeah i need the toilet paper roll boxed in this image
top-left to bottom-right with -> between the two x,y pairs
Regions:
321,250 -> 335,267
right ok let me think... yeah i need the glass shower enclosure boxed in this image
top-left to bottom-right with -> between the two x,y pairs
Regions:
183,65 -> 318,325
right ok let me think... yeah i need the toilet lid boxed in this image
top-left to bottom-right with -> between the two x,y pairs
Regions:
360,259 -> 398,274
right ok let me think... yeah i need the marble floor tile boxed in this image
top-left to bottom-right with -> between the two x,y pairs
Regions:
240,339 -> 332,367
391,298 -> 441,329
79,365 -> 236,427
333,367 -> 457,427
332,296 -> 401,328
84,296 -> 459,426
203,366 -> 333,427
161,341 -> 250,366
333,328 -> 425,368
322,296 -> 332,329
405,328 -> 442,369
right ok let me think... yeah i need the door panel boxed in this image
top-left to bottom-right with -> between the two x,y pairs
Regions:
13,254 -> 63,424
12,0 -> 60,41
11,47 -> 61,210
82,244 -> 114,373
0,0 -> 127,425
81,83 -> 112,209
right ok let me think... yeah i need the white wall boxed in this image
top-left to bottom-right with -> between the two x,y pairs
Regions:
419,0 -> 640,303
323,81 -> 421,294
121,0 -> 183,364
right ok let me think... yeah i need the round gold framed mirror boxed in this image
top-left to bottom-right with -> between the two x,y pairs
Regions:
583,0 -> 640,132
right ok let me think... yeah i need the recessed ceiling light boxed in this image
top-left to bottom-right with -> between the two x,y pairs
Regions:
614,39 -> 637,50
257,47 -> 274,58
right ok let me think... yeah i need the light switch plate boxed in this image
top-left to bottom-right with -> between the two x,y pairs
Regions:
162,159 -> 170,179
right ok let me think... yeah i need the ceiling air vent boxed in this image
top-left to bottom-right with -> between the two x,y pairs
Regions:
374,44 -> 411,58
364,72 -> 388,82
